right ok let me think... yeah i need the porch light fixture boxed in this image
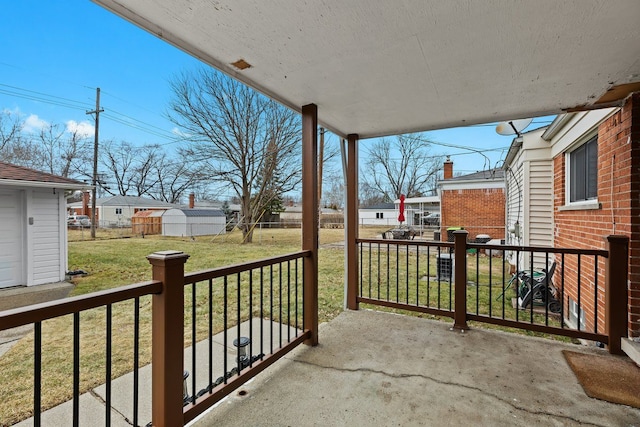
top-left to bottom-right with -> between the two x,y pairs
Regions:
231,59 -> 252,70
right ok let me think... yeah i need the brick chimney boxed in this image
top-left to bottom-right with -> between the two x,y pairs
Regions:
443,156 -> 453,179
82,191 -> 90,216
189,193 -> 195,209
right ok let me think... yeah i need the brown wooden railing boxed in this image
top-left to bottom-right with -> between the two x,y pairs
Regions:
0,250 -> 314,427
0,281 -> 162,427
356,231 -> 629,354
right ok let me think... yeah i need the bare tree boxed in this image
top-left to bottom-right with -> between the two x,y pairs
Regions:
363,133 -> 443,201
168,68 -> 301,243
0,114 -> 91,178
0,111 -> 22,153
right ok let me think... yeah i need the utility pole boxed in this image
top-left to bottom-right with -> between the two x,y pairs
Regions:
86,88 -> 104,239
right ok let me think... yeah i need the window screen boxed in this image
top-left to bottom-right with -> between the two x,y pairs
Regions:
569,136 -> 597,202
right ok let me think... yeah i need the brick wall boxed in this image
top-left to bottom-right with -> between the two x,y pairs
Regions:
440,188 -> 505,241
554,93 -> 640,338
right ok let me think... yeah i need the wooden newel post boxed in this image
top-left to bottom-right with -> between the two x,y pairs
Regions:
302,104 -> 319,346
604,235 -> 628,355
453,230 -> 469,331
147,250 -> 190,427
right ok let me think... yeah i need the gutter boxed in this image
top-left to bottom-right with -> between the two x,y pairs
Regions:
0,179 -> 92,190
503,137 -> 523,169
541,113 -> 575,141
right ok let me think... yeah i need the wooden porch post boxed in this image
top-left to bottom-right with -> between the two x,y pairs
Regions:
302,104 -> 319,346
346,133 -> 359,310
147,250 -> 189,427
605,235 -> 629,355
452,230 -> 469,330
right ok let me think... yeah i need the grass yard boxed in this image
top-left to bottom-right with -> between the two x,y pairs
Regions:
0,226 -> 567,425
0,226 -> 382,425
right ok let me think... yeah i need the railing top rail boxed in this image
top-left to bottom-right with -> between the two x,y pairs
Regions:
356,238 -> 455,248
184,250 -> 312,284
466,242 -> 608,257
356,237 -> 608,257
0,280 -> 162,331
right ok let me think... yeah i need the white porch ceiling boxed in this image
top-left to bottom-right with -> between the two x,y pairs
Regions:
93,0 -> 640,139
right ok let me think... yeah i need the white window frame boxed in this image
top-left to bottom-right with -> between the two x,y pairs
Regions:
562,132 -> 599,210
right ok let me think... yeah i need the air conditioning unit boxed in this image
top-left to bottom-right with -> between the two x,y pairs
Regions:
436,253 -> 454,281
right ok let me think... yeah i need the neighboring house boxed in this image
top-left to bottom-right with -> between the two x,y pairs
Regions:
503,126 -> 554,270
393,196 -> 440,227
502,92 -> 640,338
68,195 -> 177,227
358,203 -> 397,226
162,208 -> 226,237
0,162 -> 88,288
437,158 -> 505,242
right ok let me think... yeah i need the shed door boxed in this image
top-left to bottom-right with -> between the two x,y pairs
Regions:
0,189 -> 24,288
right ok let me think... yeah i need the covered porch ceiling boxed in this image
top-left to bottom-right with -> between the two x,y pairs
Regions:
93,0 -> 640,139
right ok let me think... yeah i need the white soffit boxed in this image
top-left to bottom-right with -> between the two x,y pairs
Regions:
93,0 -> 640,139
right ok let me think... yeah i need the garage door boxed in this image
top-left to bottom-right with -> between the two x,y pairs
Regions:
0,189 -> 24,288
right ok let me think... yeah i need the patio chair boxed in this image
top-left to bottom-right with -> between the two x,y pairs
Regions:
516,261 -> 560,313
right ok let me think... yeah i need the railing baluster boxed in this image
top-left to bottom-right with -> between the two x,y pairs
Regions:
223,275 -> 228,383
406,243 -> 409,304
437,245 -> 441,310
369,242 -> 372,298
287,260 -> 291,343
105,305 -> 111,427
577,254 -> 582,331
396,244 -> 399,303
73,312 -> 80,427
515,249 -> 520,323
427,245 -> 430,306
489,253 -> 493,316
260,266 -> 265,359
279,262 -> 283,349
237,271 -> 241,375
249,270 -> 254,367
191,282 -> 197,402
476,250 -> 480,315
376,243 -> 380,299
416,246 -> 420,306
501,249 -> 506,319
386,243 -> 390,301
133,297 -> 140,423
560,253 -> 565,329
544,252 -> 549,326
295,260 -> 299,332
208,278 -> 213,388
360,241 -> 363,298
34,321 -> 41,427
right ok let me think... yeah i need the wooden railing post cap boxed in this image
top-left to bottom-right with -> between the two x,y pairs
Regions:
453,230 -> 468,236
605,235 -> 629,244
146,250 -> 190,265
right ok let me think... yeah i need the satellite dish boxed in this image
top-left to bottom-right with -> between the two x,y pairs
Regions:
496,118 -> 533,136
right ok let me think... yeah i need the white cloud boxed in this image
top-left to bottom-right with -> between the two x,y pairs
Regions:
66,120 -> 94,138
172,127 -> 191,138
22,114 -> 50,133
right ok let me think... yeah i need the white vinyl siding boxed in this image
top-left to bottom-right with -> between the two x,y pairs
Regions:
0,189 -> 24,288
527,161 -> 554,247
31,191 -> 62,285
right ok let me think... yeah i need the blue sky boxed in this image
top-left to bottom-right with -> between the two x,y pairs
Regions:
1,1 -> 553,181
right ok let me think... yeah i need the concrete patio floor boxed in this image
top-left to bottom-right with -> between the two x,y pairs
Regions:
194,310 -> 640,427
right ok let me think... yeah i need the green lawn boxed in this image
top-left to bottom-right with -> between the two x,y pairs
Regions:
0,227 -> 567,425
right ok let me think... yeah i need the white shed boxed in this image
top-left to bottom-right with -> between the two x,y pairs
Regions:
162,209 -> 226,237
0,162 -> 88,288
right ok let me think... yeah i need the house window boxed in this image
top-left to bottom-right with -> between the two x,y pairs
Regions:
115,208 -> 122,215
569,135 -> 597,203
376,212 -> 384,219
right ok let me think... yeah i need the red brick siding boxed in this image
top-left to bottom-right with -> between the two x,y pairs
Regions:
554,93 -> 640,337
440,188 -> 505,241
